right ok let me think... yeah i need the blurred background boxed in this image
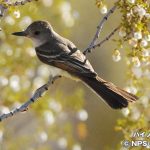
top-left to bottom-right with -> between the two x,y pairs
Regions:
0,0 -> 142,150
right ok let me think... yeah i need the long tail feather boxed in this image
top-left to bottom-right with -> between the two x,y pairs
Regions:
81,76 -> 137,109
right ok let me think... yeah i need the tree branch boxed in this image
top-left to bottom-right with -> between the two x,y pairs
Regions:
7,0 -> 38,7
0,0 -> 38,17
83,5 -> 117,55
90,25 -> 121,50
0,75 -> 61,122
0,4 -> 7,17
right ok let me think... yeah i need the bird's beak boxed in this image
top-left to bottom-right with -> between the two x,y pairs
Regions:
12,31 -> 27,36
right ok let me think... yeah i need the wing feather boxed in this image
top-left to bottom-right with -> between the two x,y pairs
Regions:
35,37 -> 96,77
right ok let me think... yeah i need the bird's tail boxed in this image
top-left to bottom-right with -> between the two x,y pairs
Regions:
81,75 -> 137,109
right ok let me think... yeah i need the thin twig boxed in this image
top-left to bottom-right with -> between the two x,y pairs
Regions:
8,0 -> 38,7
5,0 -> 37,7
84,5 -> 117,55
0,4 -> 7,17
91,25 -> 121,49
0,75 -> 61,122
0,0 -> 37,17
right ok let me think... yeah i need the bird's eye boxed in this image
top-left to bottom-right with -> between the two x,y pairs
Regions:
34,31 -> 40,35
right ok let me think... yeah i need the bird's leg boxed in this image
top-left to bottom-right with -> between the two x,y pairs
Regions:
51,75 -> 62,84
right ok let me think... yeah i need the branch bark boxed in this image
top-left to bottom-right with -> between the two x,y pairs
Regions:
0,4 -> 7,17
0,0 -> 38,17
90,25 -> 121,50
83,5 -> 117,55
7,0 -> 38,7
0,75 -> 61,122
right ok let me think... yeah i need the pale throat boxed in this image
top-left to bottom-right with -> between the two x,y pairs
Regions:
31,37 -> 47,47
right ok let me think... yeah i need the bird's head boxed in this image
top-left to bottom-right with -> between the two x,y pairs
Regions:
12,20 -> 54,47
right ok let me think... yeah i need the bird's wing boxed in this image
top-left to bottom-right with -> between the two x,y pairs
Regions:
35,39 -> 96,77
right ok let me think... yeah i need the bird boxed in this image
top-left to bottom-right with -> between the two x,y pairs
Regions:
12,20 -> 138,109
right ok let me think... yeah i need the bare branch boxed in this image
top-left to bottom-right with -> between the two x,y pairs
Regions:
0,5 -> 7,17
7,0 -> 38,7
91,25 -> 121,50
0,75 -> 61,122
84,5 -> 117,55
0,0 -> 38,17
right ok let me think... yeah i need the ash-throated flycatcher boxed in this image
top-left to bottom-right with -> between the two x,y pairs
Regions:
12,21 -> 137,109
